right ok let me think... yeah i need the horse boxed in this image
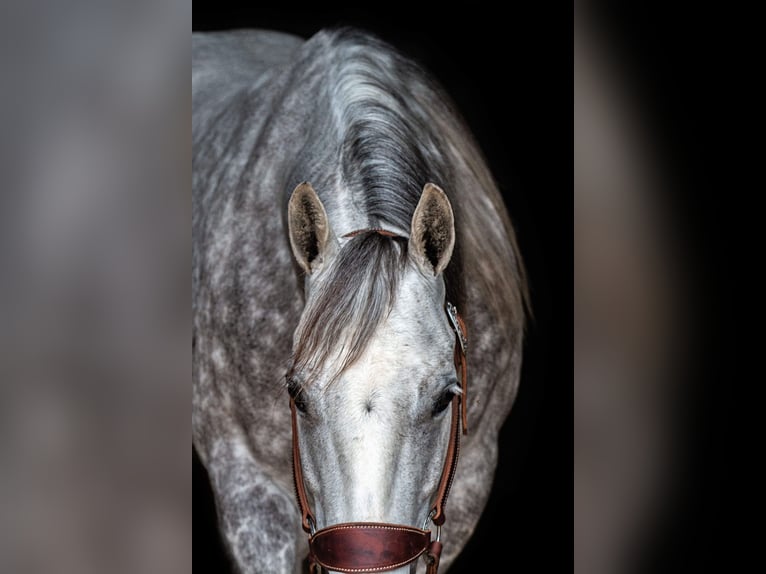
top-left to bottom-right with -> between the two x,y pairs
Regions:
193,27 -> 528,573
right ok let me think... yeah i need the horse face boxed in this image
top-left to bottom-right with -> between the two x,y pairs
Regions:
291,264 -> 458,526
287,183 -> 458,560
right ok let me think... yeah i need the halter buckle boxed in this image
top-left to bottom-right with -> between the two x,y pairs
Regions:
422,510 -> 442,543
446,302 -> 467,354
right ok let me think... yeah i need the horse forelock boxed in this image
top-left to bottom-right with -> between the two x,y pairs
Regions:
289,231 -> 408,387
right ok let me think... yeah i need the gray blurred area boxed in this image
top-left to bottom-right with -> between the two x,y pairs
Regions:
575,11 -> 692,574
0,1 -> 190,573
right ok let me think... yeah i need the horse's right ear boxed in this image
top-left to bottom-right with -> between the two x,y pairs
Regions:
288,182 -> 336,274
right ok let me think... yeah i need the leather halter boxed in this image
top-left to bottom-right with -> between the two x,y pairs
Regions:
290,228 -> 468,573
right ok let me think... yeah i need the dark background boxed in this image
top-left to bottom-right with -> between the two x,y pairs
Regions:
579,3 -> 748,573
193,5 -> 571,572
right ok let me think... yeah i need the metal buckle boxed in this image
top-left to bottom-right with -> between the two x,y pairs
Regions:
422,510 -> 441,543
446,302 -> 467,354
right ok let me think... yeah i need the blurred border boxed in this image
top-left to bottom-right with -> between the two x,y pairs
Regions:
0,2 -> 191,573
576,3 -> 744,572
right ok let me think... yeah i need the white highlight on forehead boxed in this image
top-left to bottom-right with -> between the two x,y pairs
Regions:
313,264 -> 455,393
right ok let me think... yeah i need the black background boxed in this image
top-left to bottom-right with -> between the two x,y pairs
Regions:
193,4 -> 572,572
579,4 -> 748,573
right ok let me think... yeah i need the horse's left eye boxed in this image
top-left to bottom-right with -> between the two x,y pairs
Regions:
287,379 -> 308,414
432,389 -> 454,417
293,392 -> 308,414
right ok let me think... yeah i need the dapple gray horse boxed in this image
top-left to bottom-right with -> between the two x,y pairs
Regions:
193,28 -> 528,573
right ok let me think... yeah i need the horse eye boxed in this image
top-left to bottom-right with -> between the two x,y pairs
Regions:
432,389 -> 454,417
293,392 -> 308,414
287,379 -> 308,414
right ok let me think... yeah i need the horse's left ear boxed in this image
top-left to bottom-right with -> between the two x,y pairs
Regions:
409,183 -> 455,276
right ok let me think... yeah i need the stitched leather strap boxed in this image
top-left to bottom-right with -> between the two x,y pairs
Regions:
343,228 -> 400,238
429,310 -> 468,526
291,398 -> 315,533
310,523 -> 430,573
429,396 -> 461,526
425,541 -> 443,574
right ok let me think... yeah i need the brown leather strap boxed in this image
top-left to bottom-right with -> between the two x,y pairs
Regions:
429,396 -> 461,526
425,540 -> 443,574
429,308 -> 468,526
343,228 -> 400,238
291,398 -> 315,533
309,523 -> 430,572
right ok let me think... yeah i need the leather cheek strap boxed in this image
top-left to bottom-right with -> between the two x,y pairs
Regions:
291,398 -> 316,533
309,523 -> 430,573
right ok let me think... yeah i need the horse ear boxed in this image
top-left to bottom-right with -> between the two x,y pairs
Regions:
409,183 -> 455,276
288,182 -> 335,274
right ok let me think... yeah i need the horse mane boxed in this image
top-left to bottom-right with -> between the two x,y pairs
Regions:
290,231 -> 408,385
287,28 -> 529,385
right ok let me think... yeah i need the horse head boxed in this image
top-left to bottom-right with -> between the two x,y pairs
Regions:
286,181 -> 464,573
